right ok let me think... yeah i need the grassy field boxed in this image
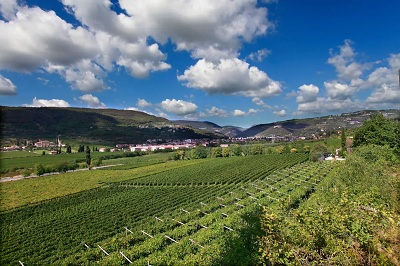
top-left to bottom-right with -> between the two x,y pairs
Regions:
0,151 -> 121,172
0,158 -> 203,211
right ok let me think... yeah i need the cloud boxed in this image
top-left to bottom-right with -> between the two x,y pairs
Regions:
0,0 -> 18,20
295,41 -> 399,116
232,108 -> 259,117
323,81 -> 358,100
247,48 -> 271,62
233,109 -> 246,116
137,98 -> 152,108
37,77 -> 49,85
178,58 -> 282,98
119,0 -> 272,62
200,106 -> 229,117
79,94 -> 106,108
327,40 -> 371,82
160,99 -> 198,116
252,97 -> 271,108
294,97 -> 363,115
125,107 -> 156,116
23,97 -> 70,107
366,83 -> 400,105
0,6 -> 98,72
296,84 -> 319,103
45,60 -> 108,92
273,109 -> 286,117
0,74 -> 17,95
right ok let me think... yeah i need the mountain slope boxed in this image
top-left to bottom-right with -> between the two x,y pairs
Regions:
0,107 -> 222,144
238,110 -> 400,138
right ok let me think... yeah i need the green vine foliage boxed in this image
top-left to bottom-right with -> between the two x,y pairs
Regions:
258,145 -> 400,265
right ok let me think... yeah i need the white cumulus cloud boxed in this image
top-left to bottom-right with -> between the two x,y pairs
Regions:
296,84 -> 319,103
232,108 -> 259,117
160,99 -> 198,116
178,58 -> 282,98
273,109 -> 287,117
137,98 -> 152,108
79,94 -> 106,108
119,0 -> 271,62
200,106 -> 229,117
0,74 -> 17,95
23,97 -> 70,107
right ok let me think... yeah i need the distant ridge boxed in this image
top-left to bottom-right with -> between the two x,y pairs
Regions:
237,109 -> 400,138
0,106 -> 223,144
1,107 -> 399,143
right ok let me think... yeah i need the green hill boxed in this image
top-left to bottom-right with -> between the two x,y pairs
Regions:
0,107 -> 222,145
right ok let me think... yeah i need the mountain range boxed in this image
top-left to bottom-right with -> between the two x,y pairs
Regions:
1,106 -> 399,145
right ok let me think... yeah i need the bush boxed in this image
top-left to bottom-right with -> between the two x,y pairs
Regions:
34,164 -> 46,176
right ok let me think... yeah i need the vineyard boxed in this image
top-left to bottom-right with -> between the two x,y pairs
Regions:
0,154 -> 337,265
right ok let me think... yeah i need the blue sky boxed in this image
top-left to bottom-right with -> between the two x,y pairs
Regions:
0,0 -> 399,127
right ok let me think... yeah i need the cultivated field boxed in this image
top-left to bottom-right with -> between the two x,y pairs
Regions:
0,153 -> 338,265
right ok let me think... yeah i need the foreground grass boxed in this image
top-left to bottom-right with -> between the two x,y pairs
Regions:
0,159 -> 204,211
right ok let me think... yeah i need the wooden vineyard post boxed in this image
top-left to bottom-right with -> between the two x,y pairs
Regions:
172,219 -> 185,225
189,238 -> 204,248
181,208 -> 189,213
82,242 -> 90,249
19,261 -> 24,266
98,245 -> 109,256
124,226 -> 133,236
164,235 -> 178,243
141,230 -> 153,238
120,251 -> 133,264
155,216 -> 164,222
223,225 -> 234,231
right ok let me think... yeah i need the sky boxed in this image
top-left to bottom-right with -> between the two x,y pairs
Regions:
0,0 -> 399,128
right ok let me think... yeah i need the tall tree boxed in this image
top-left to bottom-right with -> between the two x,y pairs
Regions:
353,113 -> 396,148
341,129 -> 346,151
86,146 -> 91,169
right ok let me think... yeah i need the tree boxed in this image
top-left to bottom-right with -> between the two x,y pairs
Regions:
231,144 -> 242,156
353,113 -> 396,148
340,129 -> 346,150
35,164 -> 46,176
66,145 -> 72,154
282,144 -> 291,154
190,145 -> 208,159
310,142 -> 328,161
222,147 -> 231,157
86,146 -> 91,169
212,147 -> 222,158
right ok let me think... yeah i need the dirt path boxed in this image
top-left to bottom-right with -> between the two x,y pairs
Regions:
0,164 -> 124,182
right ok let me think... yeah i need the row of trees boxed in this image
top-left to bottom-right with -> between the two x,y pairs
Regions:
172,142 -> 313,161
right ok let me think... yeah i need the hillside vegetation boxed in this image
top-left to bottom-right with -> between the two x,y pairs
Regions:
0,106 -> 222,145
258,113 -> 400,265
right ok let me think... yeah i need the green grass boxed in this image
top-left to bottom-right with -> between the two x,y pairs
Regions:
0,151 -> 138,174
0,150 -> 41,159
0,159 -> 204,211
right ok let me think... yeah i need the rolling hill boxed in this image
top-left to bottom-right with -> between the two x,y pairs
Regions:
0,107 -> 223,145
237,109 -> 400,138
